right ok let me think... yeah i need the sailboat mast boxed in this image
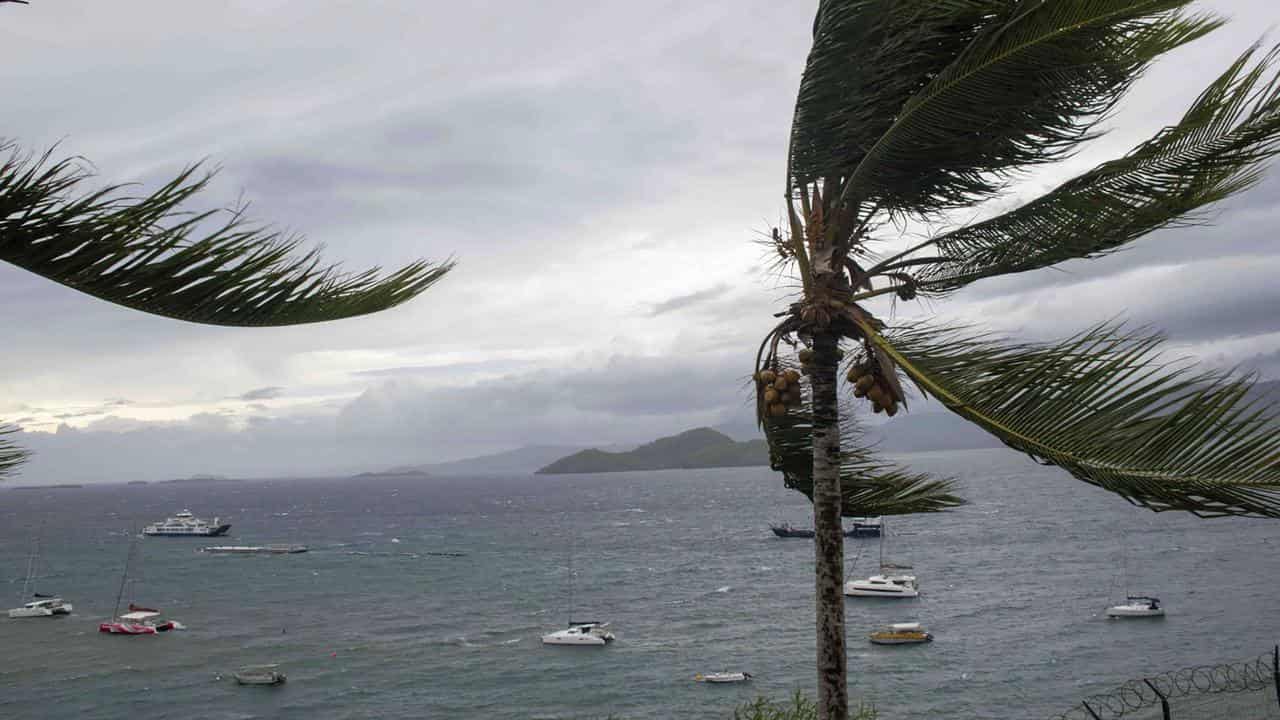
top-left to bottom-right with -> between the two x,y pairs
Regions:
568,534 -> 575,625
111,536 -> 135,621
879,518 -> 886,569
18,536 -> 37,601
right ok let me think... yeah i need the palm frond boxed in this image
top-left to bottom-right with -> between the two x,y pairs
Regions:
0,424 -> 30,480
0,143 -> 453,326
790,0 -> 1001,188
855,319 -> 1280,518
763,408 -> 964,517
799,0 -> 1220,215
911,44 -> 1280,293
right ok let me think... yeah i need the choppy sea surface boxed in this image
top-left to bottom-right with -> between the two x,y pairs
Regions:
1,448 -> 1277,720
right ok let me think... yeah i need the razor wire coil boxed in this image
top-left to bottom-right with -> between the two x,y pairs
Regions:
1049,648 -> 1277,720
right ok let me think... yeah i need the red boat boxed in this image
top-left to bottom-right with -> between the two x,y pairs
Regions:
99,610 -> 179,634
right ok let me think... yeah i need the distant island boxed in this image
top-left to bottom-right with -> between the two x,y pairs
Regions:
536,428 -> 768,475
158,475 -> 241,484
11,483 -> 84,490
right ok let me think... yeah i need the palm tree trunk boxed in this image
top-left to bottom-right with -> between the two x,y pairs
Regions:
811,329 -> 847,720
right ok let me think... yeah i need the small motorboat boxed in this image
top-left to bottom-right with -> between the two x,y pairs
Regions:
869,622 -> 933,645
695,672 -> 752,683
771,524 -> 815,538
771,524 -> 877,539
541,621 -> 615,646
1106,596 -> 1165,618
234,664 -> 287,686
848,516 -> 882,537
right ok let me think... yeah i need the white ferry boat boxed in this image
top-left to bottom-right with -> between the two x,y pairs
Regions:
143,510 -> 231,537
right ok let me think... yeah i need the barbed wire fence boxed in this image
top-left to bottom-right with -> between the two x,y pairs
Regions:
1049,646 -> 1280,720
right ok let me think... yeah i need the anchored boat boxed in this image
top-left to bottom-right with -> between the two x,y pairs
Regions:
695,672 -> 752,683
869,622 -> 933,645
143,510 -> 230,537
1107,596 -> 1164,618
8,536 -> 72,619
200,545 -> 307,554
233,664 -> 287,686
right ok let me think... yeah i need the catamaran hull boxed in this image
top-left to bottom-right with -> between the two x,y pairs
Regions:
99,621 -> 180,634
8,603 -> 72,618
1106,606 -> 1165,618
844,585 -> 918,598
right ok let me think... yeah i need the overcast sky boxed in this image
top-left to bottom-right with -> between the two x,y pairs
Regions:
3,1 -> 1278,483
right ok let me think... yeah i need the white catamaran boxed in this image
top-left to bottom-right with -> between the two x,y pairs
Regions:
845,519 -> 919,598
7,536 -> 72,619
542,541 -> 615,646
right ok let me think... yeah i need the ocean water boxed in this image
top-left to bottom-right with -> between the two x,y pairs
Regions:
1,448 -> 1277,720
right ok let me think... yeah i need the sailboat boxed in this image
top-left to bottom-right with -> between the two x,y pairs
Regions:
1105,531 -> 1164,619
7,535 -> 72,618
99,534 -> 184,634
844,518 -> 918,598
541,538 -> 614,646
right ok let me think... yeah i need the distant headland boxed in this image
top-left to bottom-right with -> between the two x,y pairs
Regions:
536,427 -> 768,475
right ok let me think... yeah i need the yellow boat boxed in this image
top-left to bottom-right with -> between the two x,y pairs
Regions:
868,622 -> 933,645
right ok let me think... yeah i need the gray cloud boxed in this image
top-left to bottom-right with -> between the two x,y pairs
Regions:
648,284 -> 732,317
2,0 -> 1280,483
238,386 -> 286,401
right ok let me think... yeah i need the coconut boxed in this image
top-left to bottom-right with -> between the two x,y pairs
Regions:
768,402 -> 787,417
798,348 -> 814,363
759,370 -> 777,385
773,377 -> 789,391
783,369 -> 801,383
764,389 -> 780,405
853,386 -> 868,398
872,401 -> 884,414
855,375 -> 875,392
783,389 -> 802,405
867,385 -> 886,404
846,368 -> 858,383
885,402 -> 898,417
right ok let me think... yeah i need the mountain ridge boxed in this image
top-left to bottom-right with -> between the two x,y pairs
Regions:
536,428 -> 768,475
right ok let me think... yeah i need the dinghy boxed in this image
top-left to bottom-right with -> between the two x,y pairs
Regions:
695,672 -> 752,683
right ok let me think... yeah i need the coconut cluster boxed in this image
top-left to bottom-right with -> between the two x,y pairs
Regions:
847,362 -> 900,416
757,368 -> 804,418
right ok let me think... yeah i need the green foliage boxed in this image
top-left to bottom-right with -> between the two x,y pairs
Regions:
0,143 -> 453,327
914,43 -> 1280,294
733,691 -> 877,720
535,428 -> 768,474
859,320 -> 1280,518
0,424 -> 29,478
763,405 -> 964,517
792,0 -> 1218,215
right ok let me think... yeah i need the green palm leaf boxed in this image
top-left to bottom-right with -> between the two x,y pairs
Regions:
801,0 -> 1220,214
789,0 -> 1001,188
0,143 -> 454,326
0,424 -> 29,480
910,44 -> 1280,293
855,319 -> 1280,518
763,409 -> 964,517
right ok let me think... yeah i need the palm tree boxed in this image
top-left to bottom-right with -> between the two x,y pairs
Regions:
0,143 -> 453,479
755,2 -> 1280,717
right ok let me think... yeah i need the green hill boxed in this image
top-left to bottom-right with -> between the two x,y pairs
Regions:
535,428 -> 768,474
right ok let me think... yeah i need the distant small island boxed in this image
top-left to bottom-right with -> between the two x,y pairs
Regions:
127,480 -> 149,485
536,428 -> 768,474
11,483 -> 84,490
158,475 -> 241,484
